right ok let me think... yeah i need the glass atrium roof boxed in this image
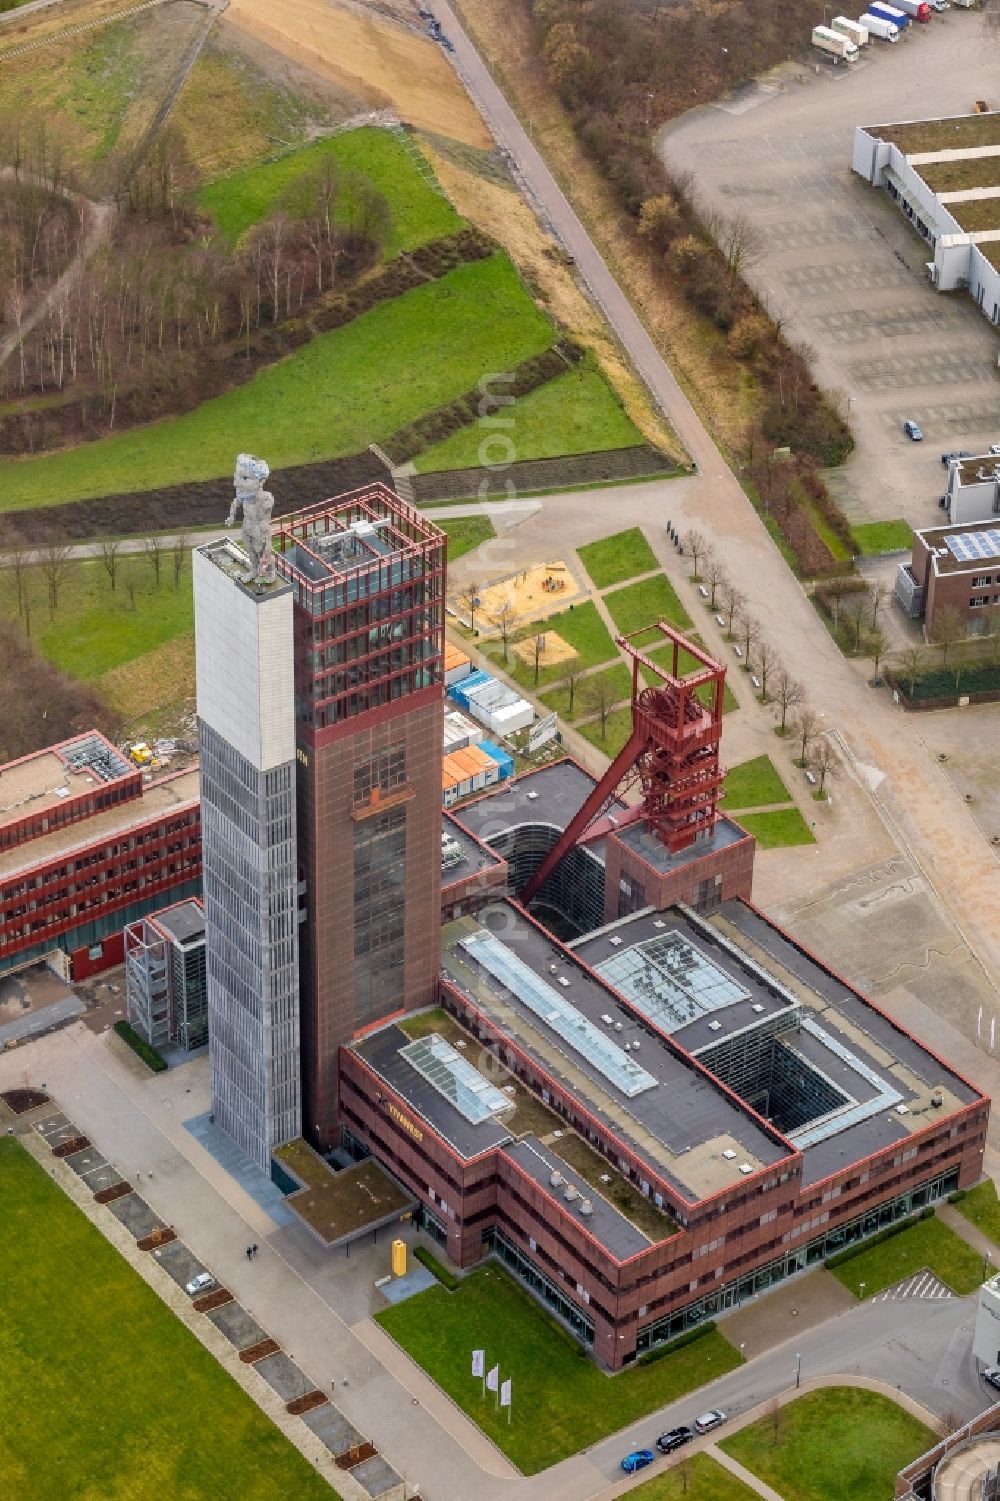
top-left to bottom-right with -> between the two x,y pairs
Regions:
399,1033 -> 512,1124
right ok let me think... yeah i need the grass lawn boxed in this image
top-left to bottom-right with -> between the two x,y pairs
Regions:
722,755 -> 792,811
375,1264 -> 741,1472
439,516 -> 495,562
578,705 -> 635,759
539,660 -> 633,721
735,809 -> 816,849
197,127 -> 461,254
954,1181 -> 1000,1246
605,575 -> 693,636
721,1388 -> 934,1501
829,1215 -> 987,1298
3,558 -> 194,680
413,367 -> 646,473
482,600 -> 618,688
578,526 -> 659,589
851,519 -> 915,555
0,1138 -> 337,1501
0,255 -> 554,511
638,642 -> 740,714
629,1453 -> 761,1501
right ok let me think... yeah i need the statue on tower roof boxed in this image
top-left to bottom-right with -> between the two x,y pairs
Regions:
227,453 -> 276,585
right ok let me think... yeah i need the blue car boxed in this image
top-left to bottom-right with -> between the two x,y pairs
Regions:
620,1449 -> 656,1474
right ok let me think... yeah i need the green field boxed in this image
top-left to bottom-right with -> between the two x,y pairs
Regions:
721,1388 -> 935,1501
3,558 -> 193,680
629,1454 -> 761,1501
829,1214 -> 986,1298
375,1264 -> 741,1473
539,660 -> 633,721
197,128 -> 462,254
0,255 -> 554,511
483,600 -> 618,689
579,705 -> 635,758
638,641 -> 740,714
439,516 -> 495,562
0,1138 -> 337,1501
413,368 -> 646,473
722,755 -> 792,811
851,519 -> 915,555
605,574 -> 693,636
735,809 -> 816,849
578,526 -> 659,589
954,1181 -> 1000,1246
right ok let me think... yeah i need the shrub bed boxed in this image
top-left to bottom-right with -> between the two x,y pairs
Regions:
825,1209 -> 934,1271
638,1320 -> 719,1365
414,1245 -> 461,1291
113,1020 -> 168,1073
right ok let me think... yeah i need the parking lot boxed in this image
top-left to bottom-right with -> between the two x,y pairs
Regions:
661,13 -> 1000,532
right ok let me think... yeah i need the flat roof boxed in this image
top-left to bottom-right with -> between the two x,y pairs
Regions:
441,813 -> 504,889
612,815 -> 747,875
916,516 -> 1000,573
151,900 -> 205,946
0,734 -> 133,834
953,455 -> 1000,489
865,113 -> 1000,157
441,902 -> 788,1202
0,768 -> 200,880
273,1140 -> 413,1246
503,1136 -> 651,1260
453,759 -> 629,846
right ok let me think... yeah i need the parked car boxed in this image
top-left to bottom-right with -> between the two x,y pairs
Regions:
657,1427 -> 695,1453
903,420 -> 923,441
941,450 -> 972,465
988,444 -> 1000,457
185,1272 -> 215,1297
693,1409 -> 727,1434
983,1367 -> 1000,1391
620,1449 -> 656,1474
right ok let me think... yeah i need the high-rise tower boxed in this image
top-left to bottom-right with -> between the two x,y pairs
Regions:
273,485 -> 446,1151
194,534 -> 301,1172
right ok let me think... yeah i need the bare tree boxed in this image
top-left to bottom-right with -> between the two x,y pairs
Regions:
949,640 -> 971,694
772,669 -> 803,733
793,707 -> 821,767
719,579 -> 745,635
143,533 -> 164,589
704,555 -> 728,609
123,567 -> 137,612
98,536 -> 122,593
486,599 -> 518,663
682,529 -> 708,580
867,627 -> 888,683
842,595 -> 867,654
811,738 -> 838,797
674,1454 -> 693,1494
39,542 -> 73,618
715,210 -> 765,290
895,645 -> 925,697
171,532 -> 189,590
765,1397 -> 786,1443
0,534 -> 29,616
824,577 -> 855,630
587,673 -> 615,740
754,639 -> 779,701
530,633 -> 545,687
869,579 -> 890,630
736,605 -> 759,664
457,581 -> 480,634
562,653 -> 584,716
931,606 -> 965,670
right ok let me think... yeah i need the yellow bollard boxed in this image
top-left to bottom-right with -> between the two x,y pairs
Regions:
392,1239 -> 407,1277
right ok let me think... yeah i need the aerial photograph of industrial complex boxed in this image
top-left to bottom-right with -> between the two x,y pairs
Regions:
3,0 -> 1000,1497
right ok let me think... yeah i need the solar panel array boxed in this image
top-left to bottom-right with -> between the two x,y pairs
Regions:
944,528 -> 1000,564
399,1033 -> 512,1125
459,931 -> 659,1099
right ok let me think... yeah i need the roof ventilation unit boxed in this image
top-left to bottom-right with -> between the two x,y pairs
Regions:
614,1022 -> 624,1032
739,1163 -> 753,1175
549,1170 -> 564,1188
557,976 -> 570,988
609,936 -> 623,947
751,1003 -> 765,1014
722,1149 -> 737,1160
708,1020 -> 722,1031
526,790 -> 539,800
601,1014 -> 614,1025
564,1183 -> 580,1202
579,1199 -> 593,1217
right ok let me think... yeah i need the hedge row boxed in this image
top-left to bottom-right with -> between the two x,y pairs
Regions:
311,228 -> 495,336
113,1020 -> 168,1073
414,1244 -> 461,1291
637,1319 -> 718,1365
824,1206 -> 935,1270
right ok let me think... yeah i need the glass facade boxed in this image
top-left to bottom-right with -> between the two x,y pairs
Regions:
353,805 -> 407,1027
485,1227 -> 596,1345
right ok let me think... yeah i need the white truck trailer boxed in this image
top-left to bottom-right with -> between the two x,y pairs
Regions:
860,11 -> 900,38
832,15 -> 869,44
812,23 -> 860,58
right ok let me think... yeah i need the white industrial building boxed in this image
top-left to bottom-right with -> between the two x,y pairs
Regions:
974,1273 -> 1000,1368
945,455 -> 1000,526
853,112 -> 1000,328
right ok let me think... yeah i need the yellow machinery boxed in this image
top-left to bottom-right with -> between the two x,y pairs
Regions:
391,1239 -> 407,1277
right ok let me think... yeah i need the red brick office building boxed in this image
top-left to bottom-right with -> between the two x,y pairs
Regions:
895,519 -> 1000,635
0,732 -> 200,981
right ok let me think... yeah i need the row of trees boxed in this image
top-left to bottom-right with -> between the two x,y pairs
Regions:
0,529 -> 191,635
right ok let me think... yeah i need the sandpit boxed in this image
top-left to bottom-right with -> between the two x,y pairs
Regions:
470,561 -> 585,630
513,628 -> 578,670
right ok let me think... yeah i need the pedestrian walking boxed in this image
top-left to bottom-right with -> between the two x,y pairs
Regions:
246,1245 -> 252,1261
252,1243 -> 259,1257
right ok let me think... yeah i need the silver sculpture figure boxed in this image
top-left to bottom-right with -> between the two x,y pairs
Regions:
227,453 -> 276,583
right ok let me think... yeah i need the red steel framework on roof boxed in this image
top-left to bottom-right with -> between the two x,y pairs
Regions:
520,624 -> 726,905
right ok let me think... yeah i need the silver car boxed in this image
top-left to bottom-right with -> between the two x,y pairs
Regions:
185,1272 -> 215,1297
693,1409 -> 727,1434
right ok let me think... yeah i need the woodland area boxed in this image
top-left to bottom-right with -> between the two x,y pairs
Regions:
529,0 -> 856,574
0,619 -> 121,763
0,124 -> 392,453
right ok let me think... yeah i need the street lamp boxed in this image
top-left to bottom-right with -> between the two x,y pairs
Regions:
795,1352 -> 802,1389
859,1281 -> 866,1300
984,1250 -> 992,1283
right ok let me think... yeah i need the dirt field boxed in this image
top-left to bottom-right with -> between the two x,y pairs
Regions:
226,0 -> 491,146
469,561 -> 584,629
513,627 -> 576,669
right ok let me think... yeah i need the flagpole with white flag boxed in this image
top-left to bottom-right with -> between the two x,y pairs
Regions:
472,1349 -> 485,1399
979,1005 -> 984,1041
500,1377 -> 512,1426
992,1015 -> 996,1053
486,1363 -> 500,1410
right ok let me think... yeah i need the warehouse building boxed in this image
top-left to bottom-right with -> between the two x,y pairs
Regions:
853,111 -> 1000,327
0,732 -> 200,981
895,518 -> 1000,633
